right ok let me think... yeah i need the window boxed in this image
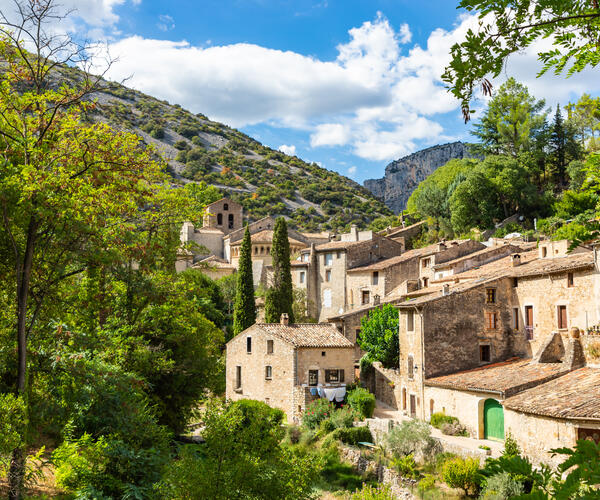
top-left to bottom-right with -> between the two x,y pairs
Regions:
486,312 -> 498,330
323,289 -> 332,308
407,310 -> 415,332
228,213 -> 234,229
422,258 -> 431,268
486,288 -> 496,304
325,369 -> 344,383
372,271 -> 379,285
321,351 -> 326,357
361,290 -> 370,305
558,305 -> 568,329
246,337 -> 252,353
513,308 -> 519,329
299,271 -> 305,284
223,203 -> 229,211
336,251 -> 341,259
325,253 -> 333,266
402,388 -> 407,410
265,365 -> 272,380
567,272 -> 574,287
217,213 -> 223,226
308,370 -> 319,386
542,247 -> 547,258
235,366 -> 242,390
479,344 -> 491,362
325,270 -> 331,282
422,277 -> 428,288
407,356 -> 414,379
525,305 -> 534,339
430,399 -> 434,415
267,339 -> 274,354
512,277 -> 518,288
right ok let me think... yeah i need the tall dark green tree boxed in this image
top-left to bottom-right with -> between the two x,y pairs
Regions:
550,104 -> 567,183
264,218 -> 294,323
233,226 -> 256,334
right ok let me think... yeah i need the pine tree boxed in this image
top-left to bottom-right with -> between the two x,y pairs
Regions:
233,226 -> 256,334
264,218 -> 295,323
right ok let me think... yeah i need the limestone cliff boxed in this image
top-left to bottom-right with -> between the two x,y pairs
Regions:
364,142 -> 474,214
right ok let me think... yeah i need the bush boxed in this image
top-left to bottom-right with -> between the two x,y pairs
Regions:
302,399 -> 334,429
285,425 -> 302,445
385,420 -> 441,462
502,432 -> 520,458
430,412 -> 458,429
442,457 -> 481,496
319,418 -> 335,435
347,388 -> 376,419
329,406 -> 357,429
390,453 -> 419,479
441,421 -> 468,437
417,474 -> 436,498
350,483 -> 395,499
328,426 -> 373,446
479,472 -> 524,499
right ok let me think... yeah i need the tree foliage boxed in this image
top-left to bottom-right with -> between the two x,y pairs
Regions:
357,304 -> 399,369
233,226 -> 256,334
265,218 -> 295,323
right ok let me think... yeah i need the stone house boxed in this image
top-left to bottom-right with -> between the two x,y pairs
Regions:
225,315 -> 355,423
291,227 -> 404,322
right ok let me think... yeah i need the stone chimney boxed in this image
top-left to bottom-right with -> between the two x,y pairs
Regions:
511,253 -> 521,267
373,294 -> 380,306
442,284 -> 450,296
437,241 -> 447,252
350,225 -> 358,241
280,313 -> 289,326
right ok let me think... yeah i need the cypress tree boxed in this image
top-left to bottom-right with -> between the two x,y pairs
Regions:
233,225 -> 256,334
264,217 -> 295,323
550,104 -> 566,183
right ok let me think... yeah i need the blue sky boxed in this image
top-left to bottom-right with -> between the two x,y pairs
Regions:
31,0 -> 600,184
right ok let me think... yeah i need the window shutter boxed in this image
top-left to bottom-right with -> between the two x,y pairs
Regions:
339,369 -> 345,383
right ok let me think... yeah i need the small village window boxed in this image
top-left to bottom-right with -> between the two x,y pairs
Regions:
422,258 -> 431,268
513,308 -> 519,330
372,271 -> 379,285
512,277 -> 518,288
486,312 -> 498,330
299,271 -> 305,284
246,337 -> 252,353
235,366 -> 242,390
265,365 -> 272,380
217,213 -> 223,226
567,272 -> 574,287
228,214 -> 234,229
267,339 -> 274,354
361,290 -> 370,305
479,344 -> 491,363
321,351 -> 326,357
223,203 -> 229,211
336,251 -> 342,259
325,369 -> 344,383
407,356 -> 414,379
486,288 -> 496,304
422,277 -> 428,288
402,388 -> 407,410
542,247 -> 547,258
325,270 -> 332,282
325,253 -> 333,266
407,310 -> 415,332
308,370 -> 319,386
558,305 -> 568,329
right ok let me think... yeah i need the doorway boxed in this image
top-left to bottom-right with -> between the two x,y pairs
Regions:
409,394 -> 416,417
483,399 -> 504,440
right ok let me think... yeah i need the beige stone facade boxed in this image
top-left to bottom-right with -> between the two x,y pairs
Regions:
225,321 -> 355,423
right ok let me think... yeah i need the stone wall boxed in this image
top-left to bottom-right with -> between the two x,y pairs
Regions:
361,362 -> 402,410
296,347 -> 355,386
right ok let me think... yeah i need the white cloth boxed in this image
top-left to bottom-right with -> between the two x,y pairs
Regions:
323,387 -> 337,402
334,386 -> 346,402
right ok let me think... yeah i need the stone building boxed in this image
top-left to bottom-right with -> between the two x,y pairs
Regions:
291,227 -> 404,322
225,315 -> 355,423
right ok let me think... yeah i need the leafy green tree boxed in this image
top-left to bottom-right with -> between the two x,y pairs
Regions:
443,0 -> 600,119
357,304 -> 399,369
233,226 -> 256,334
265,218 -> 295,323
554,190 -> 599,219
471,78 -> 547,157
566,93 -> 600,147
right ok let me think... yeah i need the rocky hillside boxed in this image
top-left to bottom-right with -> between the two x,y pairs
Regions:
52,66 -> 392,232
364,142 -> 475,214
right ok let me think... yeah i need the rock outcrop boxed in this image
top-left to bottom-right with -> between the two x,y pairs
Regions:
364,142 -> 474,213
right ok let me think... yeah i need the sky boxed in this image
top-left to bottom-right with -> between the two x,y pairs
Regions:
7,0 -> 600,184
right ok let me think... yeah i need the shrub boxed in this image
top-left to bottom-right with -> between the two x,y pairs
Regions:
441,421 -> 468,437
385,420 -> 441,462
302,399 -> 334,429
329,406 -> 357,429
479,472 -> 524,499
347,388 -> 376,419
417,474 -> 436,498
390,453 -> 419,479
502,432 -> 520,458
329,426 -> 373,446
319,418 -> 335,435
430,412 -> 458,429
442,457 -> 481,496
350,483 -> 395,499
285,425 -> 302,445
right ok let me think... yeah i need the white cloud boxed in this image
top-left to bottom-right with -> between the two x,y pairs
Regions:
278,144 -> 296,156
95,11 -> 600,163
157,14 -> 175,32
348,166 -> 357,175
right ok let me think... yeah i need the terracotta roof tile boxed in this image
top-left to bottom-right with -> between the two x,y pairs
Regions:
425,358 -> 568,397
503,367 -> 600,420
257,323 -> 354,348
432,244 -> 522,270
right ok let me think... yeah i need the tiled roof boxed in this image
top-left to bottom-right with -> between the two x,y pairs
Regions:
347,246 -> 432,272
314,238 -> 376,251
503,368 -> 600,420
257,323 -> 354,348
230,230 -> 306,247
380,221 -> 427,237
425,358 -> 568,398
432,244 -> 522,270
508,251 -> 594,278
194,255 -> 235,269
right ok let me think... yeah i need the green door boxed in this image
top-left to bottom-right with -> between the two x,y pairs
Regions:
484,399 -> 504,441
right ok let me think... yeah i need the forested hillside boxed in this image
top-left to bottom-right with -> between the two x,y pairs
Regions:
51,66 -> 391,232
371,79 -> 600,245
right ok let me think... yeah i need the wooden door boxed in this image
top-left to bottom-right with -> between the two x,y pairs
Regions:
484,399 -> 504,441
525,306 -> 534,339
409,394 -> 416,417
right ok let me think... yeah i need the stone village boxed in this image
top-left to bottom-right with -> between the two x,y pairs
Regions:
178,198 -> 600,467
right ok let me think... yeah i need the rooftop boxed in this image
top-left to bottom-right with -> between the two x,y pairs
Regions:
256,323 -> 354,348
503,367 -> 600,420
432,243 -> 523,270
425,358 -> 568,398
230,229 -> 306,247
314,238 -> 376,251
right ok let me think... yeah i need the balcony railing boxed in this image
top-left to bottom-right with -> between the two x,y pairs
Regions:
525,326 -> 534,340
